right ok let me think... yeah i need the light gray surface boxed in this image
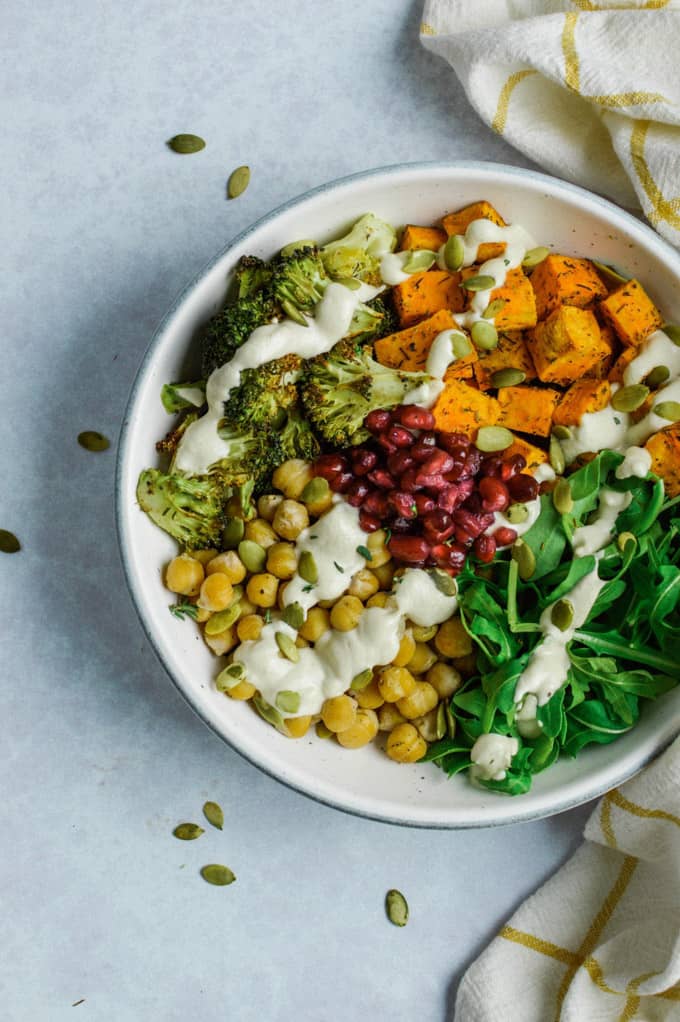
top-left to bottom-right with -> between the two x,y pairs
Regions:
2,2 -> 592,1019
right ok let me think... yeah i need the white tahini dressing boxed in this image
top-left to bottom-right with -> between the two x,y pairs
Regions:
403,327 -> 468,408
174,281 -> 378,475
470,734 -> 519,782
623,329 -> 680,387
615,445 -> 652,480
572,487 -> 632,558
626,378 -> 680,447
379,251 -> 413,286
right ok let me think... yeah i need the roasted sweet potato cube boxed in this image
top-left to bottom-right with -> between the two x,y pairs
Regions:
399,225 -> 447,252
504,436 -> 549,472
474,331 -> 537,390
497,385 -> 560,438
645,424 -> 680,496
529,255 -> 608,320
444,363 -> 475,382
488,268 -> 537,331
432,380 -> 500,434
528,306 -> 610,385
584,322 -> 618,379
392,270 -> 464,326
608,346 -> 638,384
442,201 -> 506,262
553,380 -> 612,426
599,279 -> 663,347
375,309 -> 458,371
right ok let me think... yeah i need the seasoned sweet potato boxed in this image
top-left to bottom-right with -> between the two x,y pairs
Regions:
442,201 -> 506,262
474,331 -> 538,390
504,436 -> 549,472
584,322 -> 618,379
497,385 -> 560,437
645,424 -> 680,496
399,225 -> 447,252
599,278 -> 663,347
432,380 -> 500,434
528,306 -> 611,385
529,255 -> 608,320
487,268 -> 537,331
608,345 -> 638,384
375,309 -> 458,371
392,270 -> 464,326
553,380 -> 612,426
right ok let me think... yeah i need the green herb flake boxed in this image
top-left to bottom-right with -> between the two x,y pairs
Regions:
357,545 -> 373,560
333,561 -> 345,573
169,602 -> 199,621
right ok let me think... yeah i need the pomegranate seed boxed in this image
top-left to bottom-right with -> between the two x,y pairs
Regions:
351,448 -> 378,476
386,424 -> 415,448
365,409 -> 392,435
455,478 -> 476,503
473,534 -> 497,563
438,431 -> 470,454
479,477 -> 510,513
417,473 -> 449,493
463,449 -> 482,477
411,439 -> 437,462
399,468 -> 422,493
507,473 -> 539,502
446,544 -> 467,571
437,485 -> 460,513
367,468 -> 396,490
314,453 -> 347,480
347,479 -> 370,507
359,510 -> 381,533
454,527 -> 476,547
431,543 -> 452,567
389,491 -> 418,519
396,405 -> 436,430
539,479 -> 556,495
414,493 -> 436,515
377,434 -> 397,454
391,516 -> 417,534
453,509 -> 486,539
479,454 -> 503,477
388,535 -> 430,564
422,510 -> 455,543
500,454 -> 527,480
495,526 -> 518,547
329,470 -> 353,494
420,450 -> 455,476
364,490 -> 390,517
387,450 -> 415,476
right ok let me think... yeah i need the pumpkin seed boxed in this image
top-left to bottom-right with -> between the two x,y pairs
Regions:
482,298 -> 506,319
77,430 -> 110,452
451,332 -> 472,359
653,400 -> 680,421
298,550 -> 318,584
280,239 -> 316,257
549,435 -> 566,475
552,424 -> 572,440
167,133 -> 205,154
173,823 -> 204,840
552,477 -> 574,515
215,663 -> 246,691
644,365 -> 670,389
0,529 -> 20,553
490,368 -> 526,389
300,476 -> 330,505
252,693 -> 285,731
200,864 -> 236,886
275,632 -> 299,663
281,602 -> 305,630
435,702 -> 447,740
350,668 -> 374,691
512,539 -> 536,581
238,540 -> 266,573
662,324 -> 680,346
429,568 -> 457,596
617,531 -> 636,553
443,234 -> 465,272
385,889 -> 409,927
315,721 -> 333,739
411,623 -> 438,642
222,517 -> 245,549
403,249 -> 437,274
611,384 -> 649,413
204,603 -> 241,636
506,502 -> 529,525
462,274 -> 496,292
551,598 -> 574,632
470,319 -> 498,351
275,689 -> 301,713
592,259 -> 630,285
227,165 -> 250,199
202,801 -> 224,830
446,703 -> 457,739
280,298 -> 309,326
336,276 -> 361,290
521,246 -> 550,269
475,426 -> 514,452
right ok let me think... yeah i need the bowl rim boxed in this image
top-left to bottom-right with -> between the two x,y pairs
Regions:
116,159 -> 680,829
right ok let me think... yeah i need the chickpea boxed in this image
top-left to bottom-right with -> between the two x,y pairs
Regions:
295,635 -> 309,649
426,662 -> 462,699
391,631 -> 416,668
321,695 -> 357,733
272,499 -> 309,541
378,703 -> 406,731
413,707 -> 440,742
266,542 -> 298,580
244,518 -> 278,550
203,624 -> 238,656
189,548 -> 219,566
246,573 -> 279,608
206,551 -> 247,584
299,606 -> 330,642
336,708 -> 379,749
366,592 -> 389,609
165,554 -> 204,596
284,715 -> 312,739
194,606 -> 211,623
371,561 -> 395,589
277,581 -> 290,610
257,493 -> 284,522
453,652 -> 477,676
317,598 -> 336,610
397,680 -> 439,720
237,595 -> 258,618
435,616 -> 472,658
354,677 -> 384,710
197,572 -> 234,612
330,595 -> 364,632
226,680 -> 256,701
386,723 -> 427,763
406,642 -> 438,675
272,459 -> 313,500
366,528 -> 392,568
378,666 -> 416,703
411,623 -> 438,643
236,614 -> 263,642
348,568 -> 380,601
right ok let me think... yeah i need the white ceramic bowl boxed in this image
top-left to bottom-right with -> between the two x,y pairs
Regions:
117,162 -> 680,828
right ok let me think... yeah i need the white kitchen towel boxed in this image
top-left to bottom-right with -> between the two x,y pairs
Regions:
454,734 -> 680,1021
420,1 -> 680,248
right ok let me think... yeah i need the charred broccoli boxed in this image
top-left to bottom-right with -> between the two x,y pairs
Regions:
223,354 -> 303,432
321,213 -> 396,286
300,339 -> 433,447
136,469 -> 227,548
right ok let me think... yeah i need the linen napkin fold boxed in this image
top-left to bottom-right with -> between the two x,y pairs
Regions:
420,1 -> 680,247
454,734 -> 680,1021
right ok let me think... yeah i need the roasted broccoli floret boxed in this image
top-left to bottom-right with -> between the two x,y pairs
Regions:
271,247 -> 327,319
278,404 -> 321,462
136,469 -> 227,548
201,290 -> 276,378
223,354 -> 303,432
321,213 -> 397,286
301,339 -> 434,447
